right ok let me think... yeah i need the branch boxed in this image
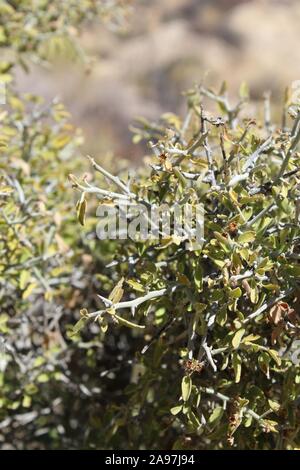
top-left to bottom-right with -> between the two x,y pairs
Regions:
228,173 -> 249,187
69,174 -> 130,200
201,109 -> 217,186
274,111 -> 300,182
200,387 -> 269,423
202,341 -> 217,372
244,202 -> 276,229
87,155 -> 134,196
242,135 -> 273,172
242,288 -> 294,325
88,288 -> 167,319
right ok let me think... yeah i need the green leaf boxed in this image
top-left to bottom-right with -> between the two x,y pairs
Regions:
229,287 -> 242,299
242,334 -> 260,343
114,313 -> 145,330
70,316 -> 89,337
258,351 -> 271,377
37,373 -> 50,383
216,305 -> 227,326
249,278 -> 259,304
109,277 -> 124,304
22,395 -> 32,408
268,399 -> 281,413
170,405 -> 182,416
208,406 -> 224,424
22,283 -> 37,300
238,231 -> 256,243
77,192 -> 87,226
194,263 -> 203,292
126,279 -> 145,293
98,316 -> 109,333
232,328 -> 246,349
214,231 -> 232,252
262,419 -> 279,433
187,409 -> 201,429
181,375 -> 192,402
285,264 -> 300,277
232,352 -> 242,383
211,289 -> 224,302
268,349 -> 282,367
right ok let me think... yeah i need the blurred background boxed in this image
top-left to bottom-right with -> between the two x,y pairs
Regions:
15,0 -> 300,159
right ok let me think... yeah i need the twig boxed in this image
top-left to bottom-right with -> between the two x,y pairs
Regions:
242,135 -> 273,172
181,109 -> 192,141
201,108 -> 217,186
187,315 -> 197,359
69,174 -> 129,200
200,387 -> 268,423
87,155 -> 133,196
228,173 -> 249,187
242,288 -> 294,325
244,202 -> 276,229
274,111 -> 300,182
202,341 -> 217,372
88,288 -> 167,319
141,317 -> 175,355
263,92 -> 272,132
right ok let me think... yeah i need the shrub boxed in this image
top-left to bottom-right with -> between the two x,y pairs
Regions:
0,0 -> 129,449
0,0 -> 130,70
71,83 -> 300,449
1,0 -> 300,451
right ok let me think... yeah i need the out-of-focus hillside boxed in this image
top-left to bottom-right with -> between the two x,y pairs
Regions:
15,0 -> 300,159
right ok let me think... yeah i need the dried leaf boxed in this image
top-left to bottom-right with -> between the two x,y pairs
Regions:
109,277 -> 125,304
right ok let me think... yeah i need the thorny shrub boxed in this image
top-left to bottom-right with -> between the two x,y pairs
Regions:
71,83 -> 300,449
1,0 -> 300,451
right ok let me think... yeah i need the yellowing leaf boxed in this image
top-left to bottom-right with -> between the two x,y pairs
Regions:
52,133 -> 71,149
37,373 -> 50,383
232,352 -> 242,383
0,185 -> 13,194
177,273 -> 191,286
170,405 -> 182,416
232,328 -> 246,349
242,334 -> 260,343
126,279 -> 145,293
109,277 -> 124,304
99,316 -> 109,333
19,270 -> 30,290
22,283 -> 37,300
268,399 -> 281,413
22,395 -> 32,408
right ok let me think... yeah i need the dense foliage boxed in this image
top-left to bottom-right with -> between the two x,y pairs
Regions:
72,84 -> 300,449
1,0 -> 300,450
0,0 -> 131,449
